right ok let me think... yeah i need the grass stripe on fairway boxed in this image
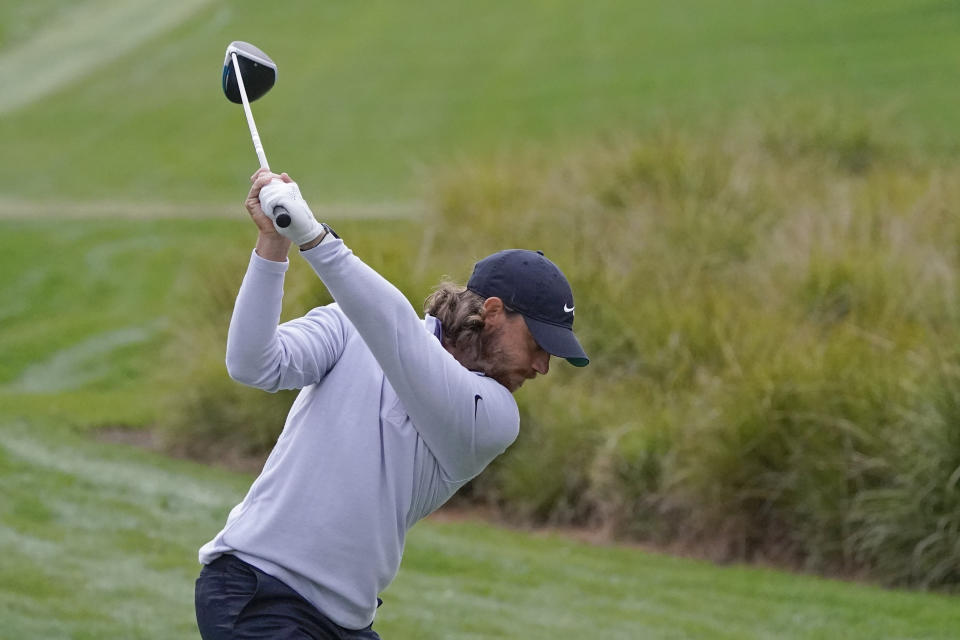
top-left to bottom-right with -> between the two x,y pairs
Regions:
0,0 -> 213,115
1,420 -> 957,639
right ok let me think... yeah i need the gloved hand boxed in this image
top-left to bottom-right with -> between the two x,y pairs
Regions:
258,179 -> 325,246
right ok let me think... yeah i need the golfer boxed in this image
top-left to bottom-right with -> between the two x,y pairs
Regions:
195,169 -> 589,639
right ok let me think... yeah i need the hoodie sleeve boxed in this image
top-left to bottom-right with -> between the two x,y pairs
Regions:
300,239 -> 519,481
225,250 -> 349,393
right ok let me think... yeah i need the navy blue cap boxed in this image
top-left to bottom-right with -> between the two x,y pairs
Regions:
467,249 -> 589,367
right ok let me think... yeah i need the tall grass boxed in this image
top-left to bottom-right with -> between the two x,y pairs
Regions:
421,107 -> 960,589
160,109 -> 960,589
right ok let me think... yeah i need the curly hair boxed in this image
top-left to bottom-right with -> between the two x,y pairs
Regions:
423,282 -> 487,365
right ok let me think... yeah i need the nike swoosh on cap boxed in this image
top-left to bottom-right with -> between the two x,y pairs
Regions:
563,304 -> 575,313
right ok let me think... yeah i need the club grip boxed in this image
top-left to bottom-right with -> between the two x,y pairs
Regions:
274,206 -> 291,228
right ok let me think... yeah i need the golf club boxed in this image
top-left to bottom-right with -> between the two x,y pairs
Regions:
222,41 -> 290,227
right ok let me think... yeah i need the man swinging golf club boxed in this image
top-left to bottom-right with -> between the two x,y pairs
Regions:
193,169 -> 589,638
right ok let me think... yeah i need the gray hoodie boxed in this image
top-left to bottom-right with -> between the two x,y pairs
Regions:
199,239 -> 519,629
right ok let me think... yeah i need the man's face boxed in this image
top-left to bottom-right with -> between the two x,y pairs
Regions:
480,306 -> 551,392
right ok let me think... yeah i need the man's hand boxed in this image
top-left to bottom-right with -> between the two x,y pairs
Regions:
246,169 -> 292,261
256,172 -> 325,247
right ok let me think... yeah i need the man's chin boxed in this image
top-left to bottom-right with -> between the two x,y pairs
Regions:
479,362 -> 523,392
489,373 -> 521,392
505,378 -> 525,392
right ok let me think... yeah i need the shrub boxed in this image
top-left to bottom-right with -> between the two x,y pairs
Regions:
421,108 -> 960,589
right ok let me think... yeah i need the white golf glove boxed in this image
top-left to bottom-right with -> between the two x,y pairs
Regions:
258,180 -> 325,246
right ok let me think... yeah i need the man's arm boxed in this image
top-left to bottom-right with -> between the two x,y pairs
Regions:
224,249 -> 349,392
300,240 -> 520,481
225,170 -> 348,392
250,168 -> 520,479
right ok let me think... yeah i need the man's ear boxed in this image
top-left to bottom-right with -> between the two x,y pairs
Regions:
481,296 -> 505,327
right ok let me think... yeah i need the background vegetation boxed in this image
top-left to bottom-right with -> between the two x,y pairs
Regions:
156,109 -> 960,590
424,110 -> 960,589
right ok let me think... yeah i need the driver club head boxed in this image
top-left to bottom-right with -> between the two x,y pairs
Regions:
222,41 -> 277,103
222,40 -> 289,226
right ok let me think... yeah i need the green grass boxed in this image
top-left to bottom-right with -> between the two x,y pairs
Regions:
2,204 -> 957,636
0,215 -> 423,427
4,1 -> 960,634
413,120 -> 960,587
0,1 -> 67,50
2,175 -> 959,634
1,0 -> 958,203
0,217 -> 245,425
1,419 -> 957,639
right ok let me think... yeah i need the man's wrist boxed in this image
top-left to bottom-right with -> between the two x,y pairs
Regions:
298,231 -> 326,252
299,223 -> 339,252
256,233 -> 291,262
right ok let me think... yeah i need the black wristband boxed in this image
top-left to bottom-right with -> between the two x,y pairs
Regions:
321,223 -> 339,239
299,223 -> 340,252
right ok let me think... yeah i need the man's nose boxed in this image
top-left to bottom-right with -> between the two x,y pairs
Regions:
533,350 -> 550,376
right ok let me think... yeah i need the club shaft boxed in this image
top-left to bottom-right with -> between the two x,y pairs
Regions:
231,52 -> 270,170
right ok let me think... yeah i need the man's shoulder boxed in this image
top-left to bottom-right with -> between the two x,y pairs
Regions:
304,304 -> 436,335
475,377 -> 520,426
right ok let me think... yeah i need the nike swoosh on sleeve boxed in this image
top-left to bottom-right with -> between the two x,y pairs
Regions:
474,394 -> 482,419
